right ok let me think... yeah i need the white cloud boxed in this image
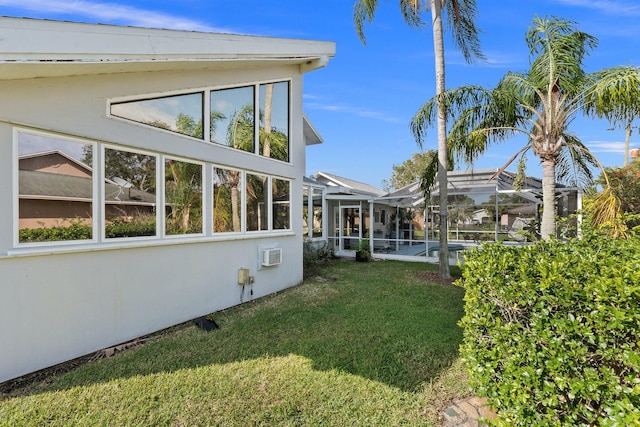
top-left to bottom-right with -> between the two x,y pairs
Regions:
0,0 -> 227,32
306,102 -> 405,124
587,140 -> 626,153
557,0 -> 640,16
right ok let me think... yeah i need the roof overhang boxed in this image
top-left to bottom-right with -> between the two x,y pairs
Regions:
303,114 -> 323,146
0,17 -> 335,80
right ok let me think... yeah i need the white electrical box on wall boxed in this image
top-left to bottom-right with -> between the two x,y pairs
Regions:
261,248 -> 282,267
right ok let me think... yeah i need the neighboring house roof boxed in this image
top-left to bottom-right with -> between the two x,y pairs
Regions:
311,171 -> 385,197
19,170 -> 156,205
19,150 -> 93,176
0,17 -> 336,80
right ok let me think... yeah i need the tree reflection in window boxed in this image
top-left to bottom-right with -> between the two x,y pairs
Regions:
17,133 -> 94,243
165,159 -> 203,235
272,178 -> 290,230
259,82 -> 289,162
210,86 -> 254,153
104,148 -> 157,238
246,173 -> 268,232
111,93 -> 204,139
212,167 -> 242,233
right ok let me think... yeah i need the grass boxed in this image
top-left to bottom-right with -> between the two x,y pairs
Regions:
0,260 -> 469,426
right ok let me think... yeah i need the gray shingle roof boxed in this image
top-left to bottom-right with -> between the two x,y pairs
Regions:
19,170 -> 156,204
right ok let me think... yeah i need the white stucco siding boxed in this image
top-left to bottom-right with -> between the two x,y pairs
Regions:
0,238 -> 300,381
0,51 -> 314,381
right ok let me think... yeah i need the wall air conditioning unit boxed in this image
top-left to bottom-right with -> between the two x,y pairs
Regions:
261,247 -> 282,267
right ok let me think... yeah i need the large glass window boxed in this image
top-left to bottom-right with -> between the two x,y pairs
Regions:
210,86 -> 254,153
259,82 -> 289,162
164,158 -> 203,235
104,147 -> 157,239
111,82 -> 290,162
15,129 -> 292,249
246,173 -> 268,232
111,93 -> 204,139
17,132 -> 94,243
212,166 -> 243,233
272,178 -> 290,230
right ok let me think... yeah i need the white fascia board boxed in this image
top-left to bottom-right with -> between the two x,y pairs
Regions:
0,17 -> 335,78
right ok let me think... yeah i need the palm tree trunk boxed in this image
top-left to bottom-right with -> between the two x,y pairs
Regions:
624,123 -> 631,166
540,158 -> 557,239
431,0 -> 450,279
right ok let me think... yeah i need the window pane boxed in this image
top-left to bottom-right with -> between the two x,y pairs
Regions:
302,186 -> 309,238
210,86 -> 254,153
246,173 -> 268,231
212,167 -> 242,233
259,82 -> 289,162
312,187 -> 323,238
111,93 -> 204,139
104,148 -> 157,238
18,133 -> 94,242
165,159 -> 203,235
273,178 -> 290,230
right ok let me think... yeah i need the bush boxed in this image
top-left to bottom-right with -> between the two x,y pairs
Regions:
458,237 -> 640,426
19,222 -> 93,242
303,241 -> 336,278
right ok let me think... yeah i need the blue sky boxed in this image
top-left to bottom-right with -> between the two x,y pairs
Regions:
2,0 -> 640,189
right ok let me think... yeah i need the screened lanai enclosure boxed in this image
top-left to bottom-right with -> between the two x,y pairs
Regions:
304,169 -> 580,262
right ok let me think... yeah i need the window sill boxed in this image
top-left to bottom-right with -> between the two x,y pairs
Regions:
4,231 -> 296,259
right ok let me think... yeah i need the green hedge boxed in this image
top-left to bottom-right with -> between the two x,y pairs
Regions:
459,237 -> 640,426
20,220 -> 155,242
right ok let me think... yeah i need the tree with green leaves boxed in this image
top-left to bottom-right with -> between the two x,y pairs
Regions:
354,0 -> 484,279
382,151 -> 436,191
412,15 -> 640,239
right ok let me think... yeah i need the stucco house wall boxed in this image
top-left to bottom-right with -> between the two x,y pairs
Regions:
0,18 -> 334,382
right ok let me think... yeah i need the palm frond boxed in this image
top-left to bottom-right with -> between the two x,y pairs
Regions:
589,187 -> 627,238
555,134 -> 596,188
444,0 -> 485,63
583,65 -> 640,127
353,0 -> 380,44
419,152 -> 439,201
526,15 -> 597,97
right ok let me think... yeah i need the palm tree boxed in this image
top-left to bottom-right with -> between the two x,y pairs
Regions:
412,15 -> 640,240
354,0 -> 483,279
585,65 -> 640,166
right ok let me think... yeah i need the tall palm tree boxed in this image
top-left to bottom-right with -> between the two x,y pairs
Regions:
354,0 -> 483,279
412,15 -> 640,239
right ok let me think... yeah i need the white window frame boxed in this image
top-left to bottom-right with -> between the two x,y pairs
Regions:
14,128 -> 99,248
101,144 -> 161,243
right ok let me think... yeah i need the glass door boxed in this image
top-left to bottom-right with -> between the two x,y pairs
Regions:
340,205 -> 360,251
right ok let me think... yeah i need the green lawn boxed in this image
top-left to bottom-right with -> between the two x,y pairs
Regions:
0,260 -> 469,426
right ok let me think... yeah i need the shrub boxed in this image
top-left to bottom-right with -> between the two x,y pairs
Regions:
303,241 -> 336,278
458,237 -> 640,426
19,222 -> 93,242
